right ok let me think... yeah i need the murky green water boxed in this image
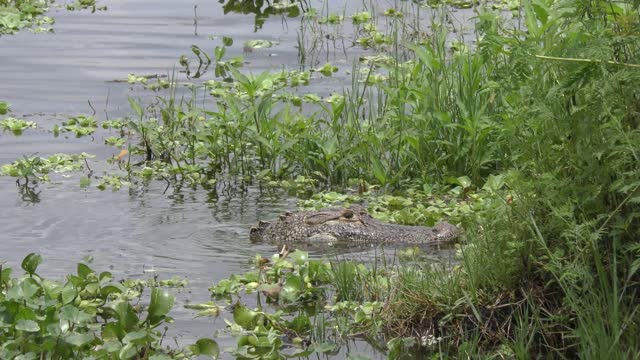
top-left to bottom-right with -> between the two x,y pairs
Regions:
0,1 -> 465,357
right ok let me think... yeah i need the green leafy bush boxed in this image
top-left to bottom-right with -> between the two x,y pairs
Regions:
0,254 -> 218,359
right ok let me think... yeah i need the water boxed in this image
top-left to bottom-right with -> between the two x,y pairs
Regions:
0,0 -> 356,272
0,0 -> 372,116
0,0 -> 462,357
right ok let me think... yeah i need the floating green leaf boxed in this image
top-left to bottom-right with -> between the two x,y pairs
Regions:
0,117 -> 36,136
188,338 -> 220,358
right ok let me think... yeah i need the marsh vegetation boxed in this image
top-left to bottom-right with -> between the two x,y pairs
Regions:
1,0 -> 639,358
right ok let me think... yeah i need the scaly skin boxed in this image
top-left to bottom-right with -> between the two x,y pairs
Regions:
250,205 -> 460,246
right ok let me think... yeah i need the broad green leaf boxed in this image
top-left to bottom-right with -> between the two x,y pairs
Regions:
146,288 -> 174,327
446,176 -> 472,188
98,271 -> 112,281
39,278 -> 62,299
102,322 -> 126,342
188,338 -> 220,358
214,46 -> 226,64
7,278 -> 39,300
60,284 -> 77,304
77,263 -> 94,279
100,283 -> 125,297
21,253 -> 42,276
118,342 -> 138,359
122,330 -> 148,345
15,319 -> 39,332
233,303 -> 257,330
1,266 -> 12,285
456,176 -> 472,188
60,304 -> 92,325
65,332 -> 94,347
237,334 -> 256,347
289,250 -> 309,265
281,275 -> 304,302
114,302 -> 139,331
102,339 -> 122,353
482,174 -> 505,191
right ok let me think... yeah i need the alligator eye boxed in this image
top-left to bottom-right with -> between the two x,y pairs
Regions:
342,210 -> 354,219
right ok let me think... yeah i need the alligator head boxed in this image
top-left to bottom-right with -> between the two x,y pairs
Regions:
250,205 -> 459,246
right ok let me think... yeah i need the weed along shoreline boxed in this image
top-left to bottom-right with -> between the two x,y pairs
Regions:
1,0 -> 639,359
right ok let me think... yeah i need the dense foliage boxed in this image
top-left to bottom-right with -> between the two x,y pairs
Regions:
0,254 -> 219,359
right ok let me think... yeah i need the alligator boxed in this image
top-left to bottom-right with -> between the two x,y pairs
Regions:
250,204 -> 460,246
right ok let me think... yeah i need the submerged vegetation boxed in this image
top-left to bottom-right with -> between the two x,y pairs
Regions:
2,0 -> 640,358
